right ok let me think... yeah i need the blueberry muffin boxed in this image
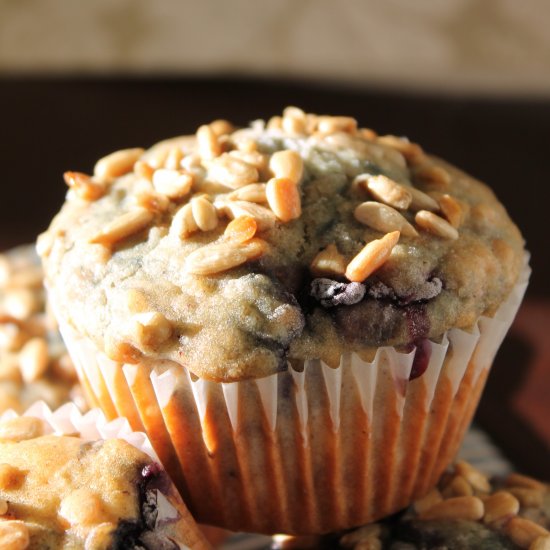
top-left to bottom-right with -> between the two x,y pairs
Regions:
39,111 -> 524,380
0,415 -> 210,549
273,461 -> 550,549
0,246 -> 85,414
39,108 -> 528,534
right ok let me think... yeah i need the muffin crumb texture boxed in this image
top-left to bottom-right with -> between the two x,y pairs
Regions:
0,415 -> 195,549
40,107 -> 525,381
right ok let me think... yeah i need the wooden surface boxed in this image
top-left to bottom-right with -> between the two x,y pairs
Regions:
0,77 -> 548,477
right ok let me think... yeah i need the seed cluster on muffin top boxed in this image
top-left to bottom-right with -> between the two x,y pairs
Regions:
273,461 -> 550,550
39,107 -> 525,381
0,415 -> 202,549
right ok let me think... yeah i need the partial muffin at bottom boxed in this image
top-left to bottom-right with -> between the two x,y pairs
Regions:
0,414 -> 210,549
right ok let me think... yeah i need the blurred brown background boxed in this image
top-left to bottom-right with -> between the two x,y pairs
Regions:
0,0 -> 548,477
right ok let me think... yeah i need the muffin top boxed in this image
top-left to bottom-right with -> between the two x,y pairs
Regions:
0,415 -> 206,549
40,107 -> 525,381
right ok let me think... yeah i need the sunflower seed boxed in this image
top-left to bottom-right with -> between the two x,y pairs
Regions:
185,239 -> 267,275
364,175 -> 412,210
94,148 -> 144,181
415,210 -> 459,240
345,231 -> 400,283
354,201 -> 417,237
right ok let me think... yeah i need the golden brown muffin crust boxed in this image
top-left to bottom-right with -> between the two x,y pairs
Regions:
40,108 -> 525,381
0,416 -> 200,549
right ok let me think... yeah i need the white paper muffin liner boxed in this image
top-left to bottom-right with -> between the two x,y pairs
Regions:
0,401 -> 159,461
54,260 -> 530,535
0,403 -> 211,550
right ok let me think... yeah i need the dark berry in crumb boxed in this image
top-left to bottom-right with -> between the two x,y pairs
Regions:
142,462 -> 162,479
366,277 -> 442,306
335,299 -> 400,344
405,305 -> 430,341
410,339 -> 431,380
110,520 -> 142,550
367,280 -> 397,301
409,277 -> 442,303
310,278 -> 366,307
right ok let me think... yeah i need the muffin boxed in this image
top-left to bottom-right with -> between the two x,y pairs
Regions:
0,410 -> 211,549
273,461 -> 550,549
39,107 -> 529,534
0,246 -> 85,414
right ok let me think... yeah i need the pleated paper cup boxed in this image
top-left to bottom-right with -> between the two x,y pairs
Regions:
53,260 -> 530,535
0,402 -> 210,550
